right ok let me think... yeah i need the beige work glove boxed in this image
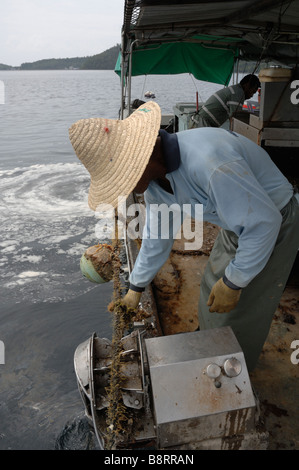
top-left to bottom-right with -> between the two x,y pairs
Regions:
121,289 -> 142,309
108,289 -> 141,312
207,278 -> 241,313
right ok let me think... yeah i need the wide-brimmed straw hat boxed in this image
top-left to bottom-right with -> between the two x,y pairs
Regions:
69,101 -> 161,210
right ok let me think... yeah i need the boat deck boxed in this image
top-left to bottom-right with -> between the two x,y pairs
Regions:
250,269 -> 299,450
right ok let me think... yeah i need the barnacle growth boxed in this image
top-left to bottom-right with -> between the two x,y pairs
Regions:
104,217 -> 137,449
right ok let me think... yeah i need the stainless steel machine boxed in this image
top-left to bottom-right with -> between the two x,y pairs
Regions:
74,324 -> 268,450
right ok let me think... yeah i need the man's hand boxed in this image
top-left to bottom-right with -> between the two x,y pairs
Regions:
108,289 -> 141,312
207,278 -> 241,313
121,289 -> 142,309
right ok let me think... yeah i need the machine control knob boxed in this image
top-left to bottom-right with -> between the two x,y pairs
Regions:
224,357 -> 242,377
206,363 -> 221,379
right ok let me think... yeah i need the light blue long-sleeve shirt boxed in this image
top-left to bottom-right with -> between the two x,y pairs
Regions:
129,127 -> 294,290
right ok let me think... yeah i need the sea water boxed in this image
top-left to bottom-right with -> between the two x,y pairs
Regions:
0,69 -> 230,449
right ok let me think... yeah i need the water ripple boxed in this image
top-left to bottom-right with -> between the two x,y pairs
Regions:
0,162 -> 92,218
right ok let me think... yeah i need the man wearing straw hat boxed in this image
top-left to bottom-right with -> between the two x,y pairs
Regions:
69,101 -> 299,371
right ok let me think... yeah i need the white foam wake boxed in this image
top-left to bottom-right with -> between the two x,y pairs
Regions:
0,162 -> 100,303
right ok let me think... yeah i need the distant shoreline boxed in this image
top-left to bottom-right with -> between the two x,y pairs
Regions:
0,44 -> 120,71
0,68 -> 115,71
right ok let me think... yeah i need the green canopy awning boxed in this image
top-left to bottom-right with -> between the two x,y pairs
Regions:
115,37 -> 239,85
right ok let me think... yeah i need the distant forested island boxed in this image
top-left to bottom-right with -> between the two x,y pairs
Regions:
0,44 -> 120,71
1,47 -> 271,75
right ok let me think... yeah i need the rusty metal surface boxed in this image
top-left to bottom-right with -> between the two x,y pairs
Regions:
126,193 -> 220,335
250,279 -> 299,450
125,193 -> 163,337
152,222 -> 219,335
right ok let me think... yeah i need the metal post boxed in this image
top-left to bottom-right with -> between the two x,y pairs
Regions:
120,30 -> 126,120
128,39 -> 139,116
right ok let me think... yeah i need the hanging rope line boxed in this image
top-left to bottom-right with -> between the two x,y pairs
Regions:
104,209 -> 129,450
189,73 -> 203,108
140,74 -> 148,100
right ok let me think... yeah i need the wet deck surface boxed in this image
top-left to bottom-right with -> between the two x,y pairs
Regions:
250,281 -> 299,450
152,222 -> 219,335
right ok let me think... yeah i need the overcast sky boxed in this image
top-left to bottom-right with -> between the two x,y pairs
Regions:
1,0 -> 125,66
